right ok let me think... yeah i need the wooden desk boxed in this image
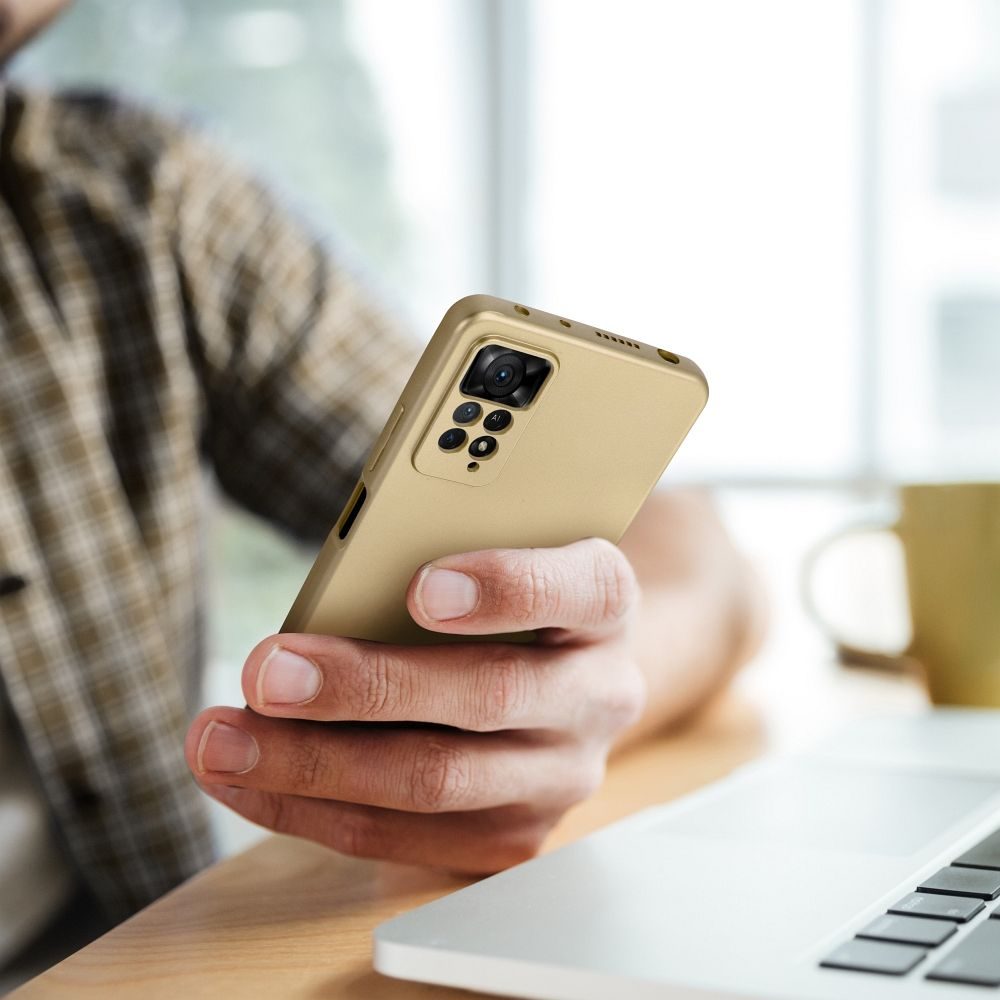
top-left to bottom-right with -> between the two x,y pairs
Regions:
14,666 -> 925,1000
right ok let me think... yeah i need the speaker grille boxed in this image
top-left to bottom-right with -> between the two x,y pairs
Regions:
595,330 -> 640,350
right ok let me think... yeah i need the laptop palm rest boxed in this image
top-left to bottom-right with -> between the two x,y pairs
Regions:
652,758 -> 999,856
375,711 -> 1000,999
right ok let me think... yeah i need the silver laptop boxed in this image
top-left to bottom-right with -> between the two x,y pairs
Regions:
375,708 -> 1000,998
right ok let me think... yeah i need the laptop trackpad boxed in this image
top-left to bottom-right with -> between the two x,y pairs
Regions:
652,758 -> 1000,856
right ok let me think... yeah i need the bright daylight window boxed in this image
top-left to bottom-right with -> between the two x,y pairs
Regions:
525,0 -> 999,484
527,0 -> 863,482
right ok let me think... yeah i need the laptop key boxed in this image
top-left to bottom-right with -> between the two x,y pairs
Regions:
857,914 -> 956,948
917,866 -> 1000,900
888,892 -> 984,922
821,939 -> 926,976
953,828 -> 1000,872
926,920 -> 1000,987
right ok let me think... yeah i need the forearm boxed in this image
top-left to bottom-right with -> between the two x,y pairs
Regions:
616,489 -> 767,748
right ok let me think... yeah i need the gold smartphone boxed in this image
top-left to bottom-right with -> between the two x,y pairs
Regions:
283,295 -> 707,644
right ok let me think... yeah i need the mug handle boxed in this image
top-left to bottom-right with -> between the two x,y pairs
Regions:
800,519 -> 919,674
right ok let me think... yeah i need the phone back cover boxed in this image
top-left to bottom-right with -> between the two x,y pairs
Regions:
283,295 -> 708,644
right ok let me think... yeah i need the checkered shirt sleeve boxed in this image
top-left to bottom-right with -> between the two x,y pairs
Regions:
0,86 -> 420,922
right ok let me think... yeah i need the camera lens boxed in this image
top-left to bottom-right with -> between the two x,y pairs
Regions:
483,354 -> 525,397
438,427 -> 467,451
452,401 -> 482,425
468,435 -> 498,458
459,344 -> 551,409
483,409 -> 512,433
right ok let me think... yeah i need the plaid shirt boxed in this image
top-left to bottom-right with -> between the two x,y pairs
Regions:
0,84 -> 417,921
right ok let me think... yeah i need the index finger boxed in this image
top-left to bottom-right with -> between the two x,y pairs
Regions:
241,632 -> 631,734
406,537 -> 638,640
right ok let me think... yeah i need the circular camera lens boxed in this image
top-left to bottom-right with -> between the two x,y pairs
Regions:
452,401 -> 482,425
438,427 -> 467,451
483,409 -> 512,433
483,353 -> 525,397
468,435 -> 498,458
492,365 -> 514,386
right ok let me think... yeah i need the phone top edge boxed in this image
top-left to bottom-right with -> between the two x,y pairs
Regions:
439,294 -> 708,396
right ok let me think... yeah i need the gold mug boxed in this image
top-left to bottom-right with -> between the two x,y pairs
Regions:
803,482 -> 1000,707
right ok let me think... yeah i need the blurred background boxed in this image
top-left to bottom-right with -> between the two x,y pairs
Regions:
10,0 -> 1000,851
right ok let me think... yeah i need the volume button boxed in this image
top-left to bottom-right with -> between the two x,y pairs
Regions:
368,403 -> 404,472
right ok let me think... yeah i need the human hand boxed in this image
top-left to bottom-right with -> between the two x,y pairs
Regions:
185,538 -> 645,872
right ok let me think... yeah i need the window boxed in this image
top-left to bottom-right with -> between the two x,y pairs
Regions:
875,0 -> 1000,479
524,0 -> 863,482
524,0 -> 1000,483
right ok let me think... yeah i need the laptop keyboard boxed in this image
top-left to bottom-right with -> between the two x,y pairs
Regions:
820,826 -> 1000,987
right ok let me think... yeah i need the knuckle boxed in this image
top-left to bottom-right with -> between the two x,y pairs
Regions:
411,739 -> 473,811
256,790 -> 291,834
588,539 -> 638,626
509,553 -> 560,627
491,827 -> 548,870
475,652 -> 529,730
345,644 -> 408,721
586,756 -> 608,797
286,738 -> 329,792
360,647 -> 393,720
329,810 -> 382,860
603,664 -> 648,730
458,804 -> 561,873
563,647 -> 646,734
564,756 -> 607,805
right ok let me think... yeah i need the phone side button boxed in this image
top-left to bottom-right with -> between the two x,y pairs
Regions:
368,403 -> 404,473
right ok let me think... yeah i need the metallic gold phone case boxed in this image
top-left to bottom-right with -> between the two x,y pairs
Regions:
282,295 -> 707,644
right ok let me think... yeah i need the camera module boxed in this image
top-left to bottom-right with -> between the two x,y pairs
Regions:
483,355 -> 524,396
452,401 -> 482,424
460,344 -> 551,408
468,435 -> 498,458
483,409 -> 512,433
438,427 -> 467,451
